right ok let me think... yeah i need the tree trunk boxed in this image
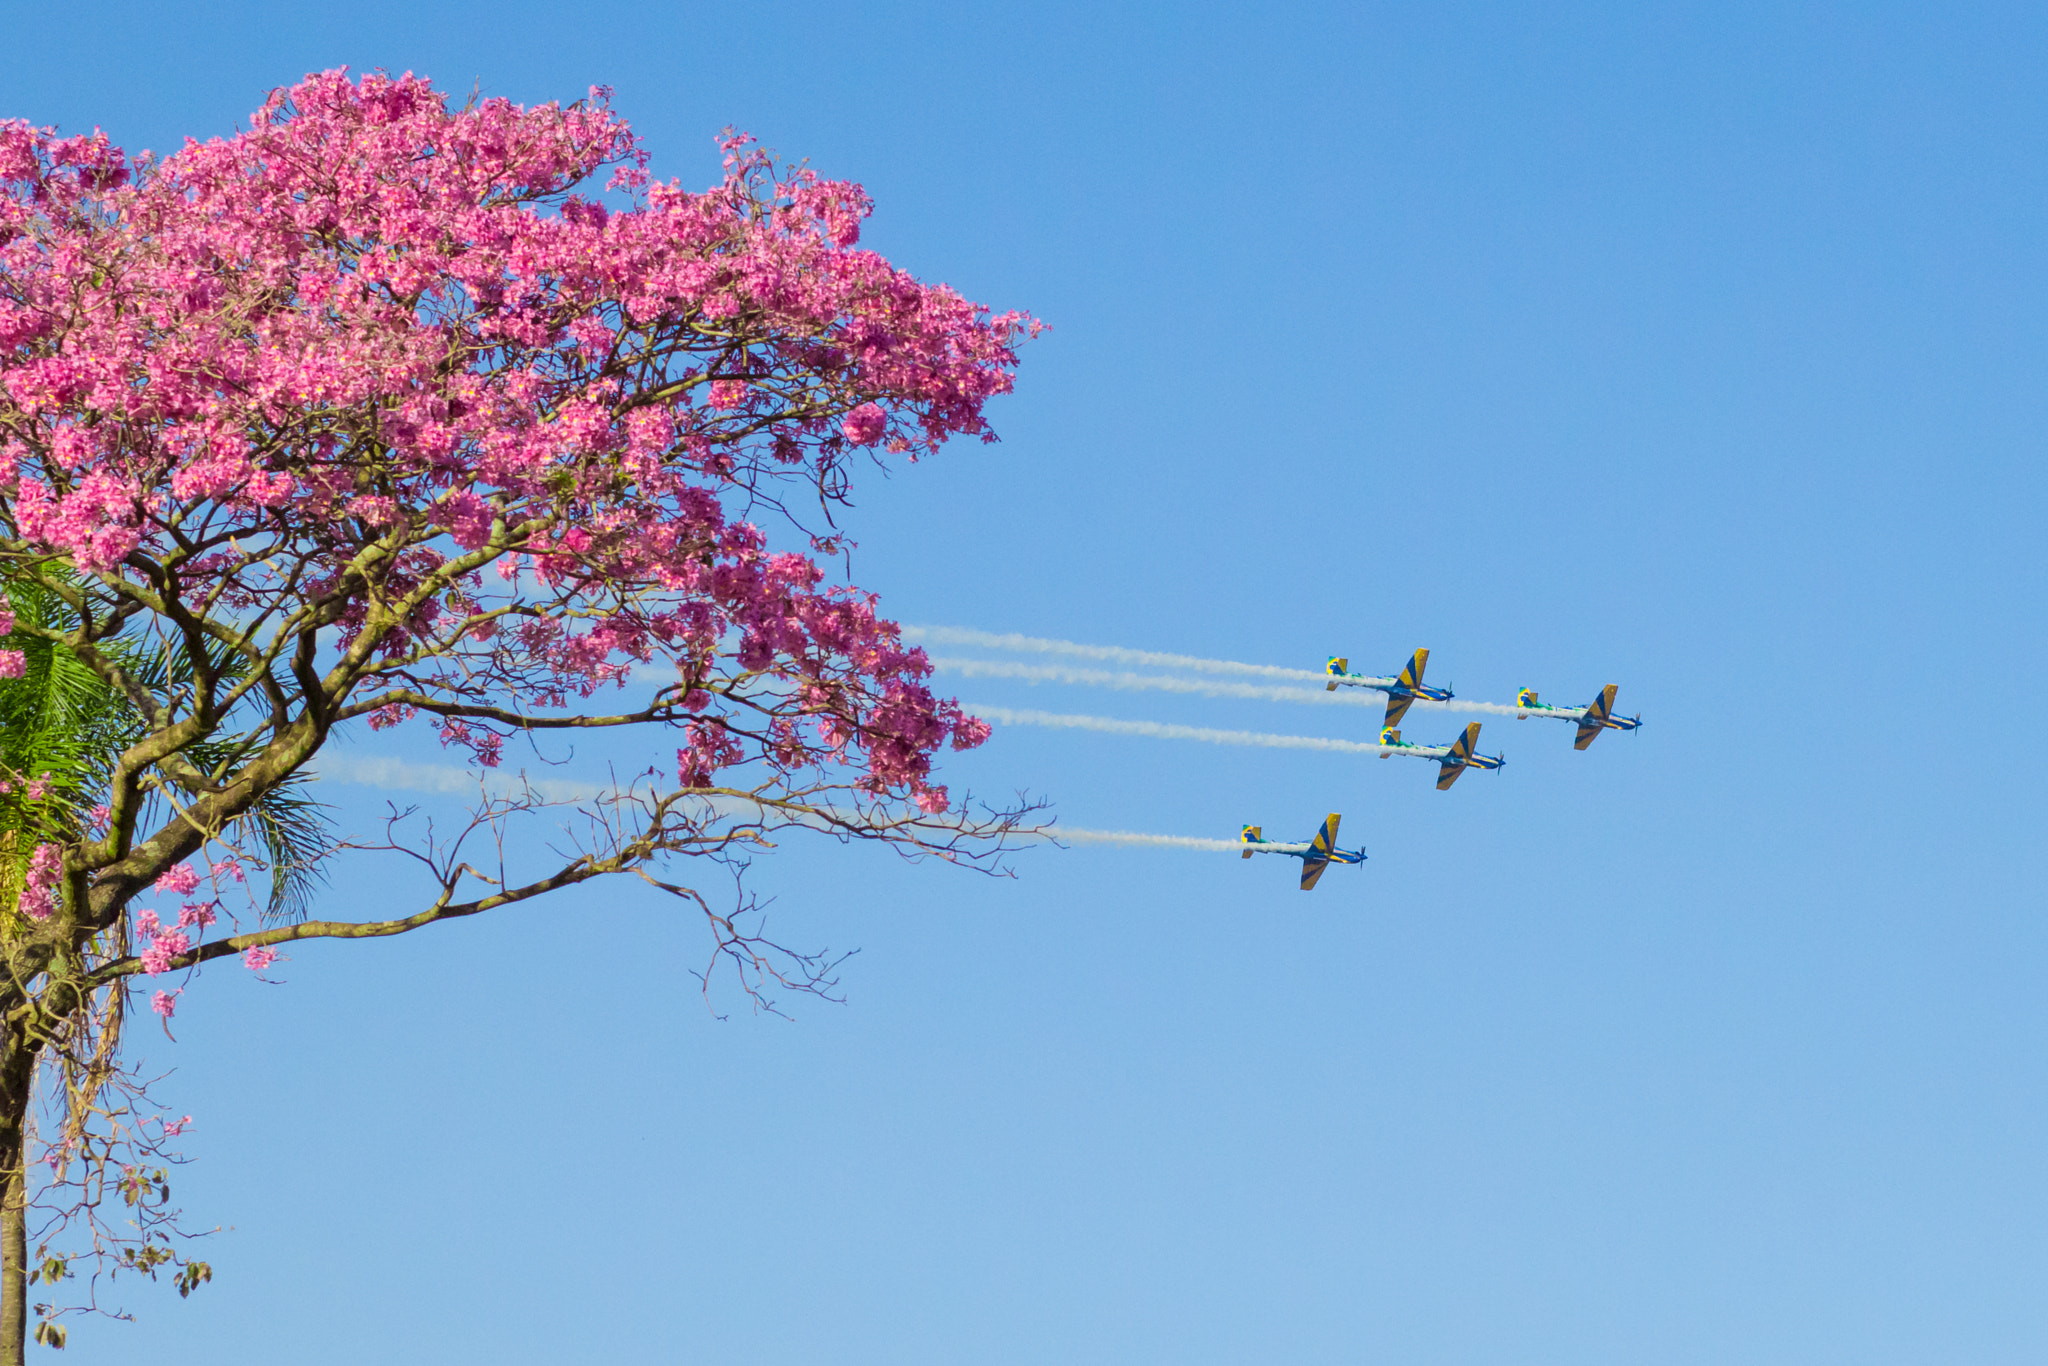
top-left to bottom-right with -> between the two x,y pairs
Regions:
0,1145 -> 21,1366
0,1025 -> 33,1366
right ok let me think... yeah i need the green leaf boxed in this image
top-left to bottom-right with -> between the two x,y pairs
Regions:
176,1260 -> 212,1298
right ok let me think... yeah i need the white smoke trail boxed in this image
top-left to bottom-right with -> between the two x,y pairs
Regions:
1047,829 -> 1322,853
933,657 -> 1528,718
904,625 -> 1328,682
312,748 -> 1368,869
311,753 -> 607,804
966,704 -> 1393,755
1046,828 -> 1254,852
310,756 -> 1276,855
1418,698 -> 1527,719
934,657 -> 1372,705
627,632 -> 1535,717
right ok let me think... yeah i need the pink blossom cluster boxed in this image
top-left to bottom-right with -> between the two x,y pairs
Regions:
0,599 -> 17,678
0,70 -> 1022,818
153,864 -> 199,895
133,896 -> 221,974
138,928 -> 190,976
18,842 -> 60,919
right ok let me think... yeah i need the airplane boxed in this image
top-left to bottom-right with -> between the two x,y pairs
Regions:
1240,813 -> 1367,890
1513,685 -> 1643,750
1375,722 -> 1506,790
1325,649 -> 1454,728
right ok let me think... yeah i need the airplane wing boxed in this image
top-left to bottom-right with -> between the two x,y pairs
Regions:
1435,722 -> 1480,790
1300,855 -> 1331,890
1574,685 -> 1618,750
1311,814 -> 1340,856
1396,649 -> 1430,690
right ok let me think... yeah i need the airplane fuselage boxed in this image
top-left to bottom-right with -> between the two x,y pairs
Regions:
1513,687 -> 1642,742
1330,674 -> 1453,704
1375,736 -> 1501,767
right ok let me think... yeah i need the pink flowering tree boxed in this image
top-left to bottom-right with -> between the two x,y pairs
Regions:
0,71 -> 1037,1355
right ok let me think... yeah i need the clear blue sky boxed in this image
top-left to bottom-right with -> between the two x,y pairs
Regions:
9,3 -> 2048,1361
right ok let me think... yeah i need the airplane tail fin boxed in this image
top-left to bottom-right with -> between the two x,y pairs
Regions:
1397,648 -> 1429,690
1325,657 -> 1347,692
1378,726 -> 1402,750
1240,824 -> 1262,859
1436,722 -> 1481,790
1574,685 -> 1619,750
1516,688 -> 1538,711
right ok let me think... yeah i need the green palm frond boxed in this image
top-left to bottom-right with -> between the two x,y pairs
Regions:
0,579 -> 333,924
235,781 -> 332,924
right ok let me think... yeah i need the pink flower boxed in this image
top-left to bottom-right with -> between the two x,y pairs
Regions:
209,857 -> 244,884
176,901 -> 216,929
150,991 -> 177,1020
18,843 -> 61,920
153,864 -> 199,895
133,909 -> 160,937
840,402 -> 887,446
0,651 -> 21,680
22,778 -> 48,801
139,929 -> 190,975
160,1115 -> 192,1137
707,378 -> 747,409
441,490 -> 497,550
242,945 -> 279,972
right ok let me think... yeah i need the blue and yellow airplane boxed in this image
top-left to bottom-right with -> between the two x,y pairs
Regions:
1376,722 -> 1506,790
1240,813 -> 1367,890
1513,684 -> 1643,750
1325,649 -> 1454,727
